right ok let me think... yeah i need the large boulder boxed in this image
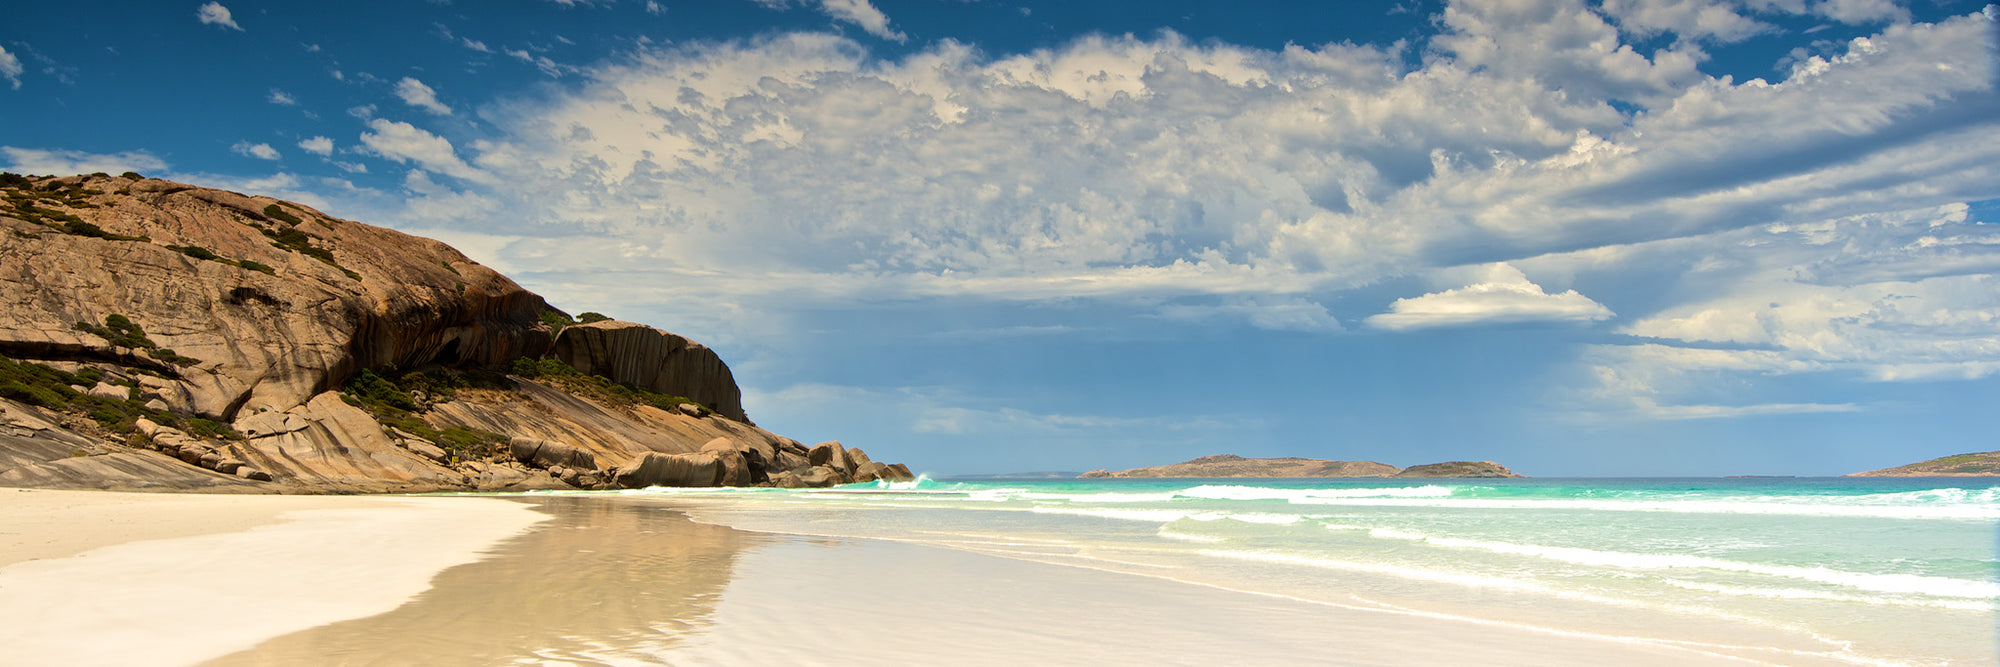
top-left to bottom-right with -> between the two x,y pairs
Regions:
699,437 -> 756,486
510,436 -> 600,472
550,321 -> 747,423
612,451 -> 724,488
808,441 -> 855,476
794,465 -> 845,488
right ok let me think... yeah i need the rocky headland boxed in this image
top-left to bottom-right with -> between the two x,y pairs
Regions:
1079,454 -> 1524,479
0,172 -> 910,492
1848,451 -> 2000,477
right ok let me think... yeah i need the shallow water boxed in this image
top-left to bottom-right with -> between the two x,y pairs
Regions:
629,477 -> 2000,666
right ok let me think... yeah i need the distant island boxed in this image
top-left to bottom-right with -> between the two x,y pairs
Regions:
1849,450 -> 2000,477
1079,454 -> 1524,479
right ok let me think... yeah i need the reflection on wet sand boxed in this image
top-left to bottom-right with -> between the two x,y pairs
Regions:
206,496 -> 760,666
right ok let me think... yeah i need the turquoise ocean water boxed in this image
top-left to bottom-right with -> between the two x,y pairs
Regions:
600,477 -> 1998,665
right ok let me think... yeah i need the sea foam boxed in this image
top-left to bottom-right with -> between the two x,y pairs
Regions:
1364,528 -> 2000,599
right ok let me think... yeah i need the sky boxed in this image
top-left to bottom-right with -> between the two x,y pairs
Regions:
5,0 -> 1999,476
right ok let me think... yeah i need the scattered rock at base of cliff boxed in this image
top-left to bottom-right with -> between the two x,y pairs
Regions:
1080,454 -> 1526,479
0,173 -> 915,493
1848,451 -> 2000,477
1393,461 -> 1524,478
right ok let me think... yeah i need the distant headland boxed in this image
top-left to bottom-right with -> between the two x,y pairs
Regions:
1079,454 -> 1524,479
1849,450 -> 2000,477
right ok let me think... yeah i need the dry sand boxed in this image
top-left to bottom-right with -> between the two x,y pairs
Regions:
0,488 -> 545,666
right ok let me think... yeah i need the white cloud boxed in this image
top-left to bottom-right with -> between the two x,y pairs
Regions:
333,161 -> 369,174
297,136 -> 334,156
393,77 -> 453,115
230,141 -> 281,160
1557,202 -> 2000,420
1367,264 -> 1614,330
505,49 -> 570,77
1159,296 -> 1344,332
1816,0 -> 1910,24
1598,0 -> 1775,42
350,8 -> 1996,344
817,0 -> 905,42
0,146 -> 168,176
463,38 -> 491,53
357,118 -> 493,184
646,1 -> 665,15
267,89 -> 296,105
0,46 -> 22,90
197,2 -> 242,31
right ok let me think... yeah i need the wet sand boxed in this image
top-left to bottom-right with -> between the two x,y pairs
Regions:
219,494 -> 1778,666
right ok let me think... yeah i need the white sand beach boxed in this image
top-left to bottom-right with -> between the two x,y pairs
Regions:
0,488 -> 545,666
0,490 -> 1952,666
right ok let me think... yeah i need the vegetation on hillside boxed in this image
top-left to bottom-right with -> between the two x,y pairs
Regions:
0,352 -> 240,442
509,356 -> 709,414
339,368 -> 509,463
71,314 -> 202,367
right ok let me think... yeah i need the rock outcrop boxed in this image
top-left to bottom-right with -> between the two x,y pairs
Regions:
1849,451 -> 2000,477
0,173 -> 913,492
0,174 -> 549,422
551,321 -> 746,423
1080,454 -> 1526,479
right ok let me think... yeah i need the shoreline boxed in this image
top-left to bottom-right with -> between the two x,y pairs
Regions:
2,488 -> 1970,665
221,492 -> 1836,666
0,488 -> 546,666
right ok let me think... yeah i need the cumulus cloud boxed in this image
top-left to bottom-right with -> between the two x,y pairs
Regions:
197,2 -> 242,31
297,136 -> 334,155
230,141 -> 281,160
357,118 -> 493,184
1367,264 -> 1614,330
1598,0 -> 1775,42
268,89 -> 296,105
0,146 -> 168,176
0,46 -> 21,90
325,3 -> 1998,367
393,77 -> 453,115
817,0 -> 905,42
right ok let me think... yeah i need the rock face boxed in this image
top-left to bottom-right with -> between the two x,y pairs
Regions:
1079,454 -> 1401,479
1849,451 -> 2000,477
1080,454 -> 1527,479
0,174 -> 549,421
551,321 -> 746,423
1393,461 -> 1524,478
0,173 -> 913,492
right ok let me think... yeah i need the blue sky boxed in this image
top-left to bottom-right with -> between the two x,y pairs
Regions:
5,1 -> 1999,476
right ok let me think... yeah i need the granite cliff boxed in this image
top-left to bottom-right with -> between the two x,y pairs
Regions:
0,172 -> 909,492
1079,454 -> 1524,479
1848,451 -> 2000,477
